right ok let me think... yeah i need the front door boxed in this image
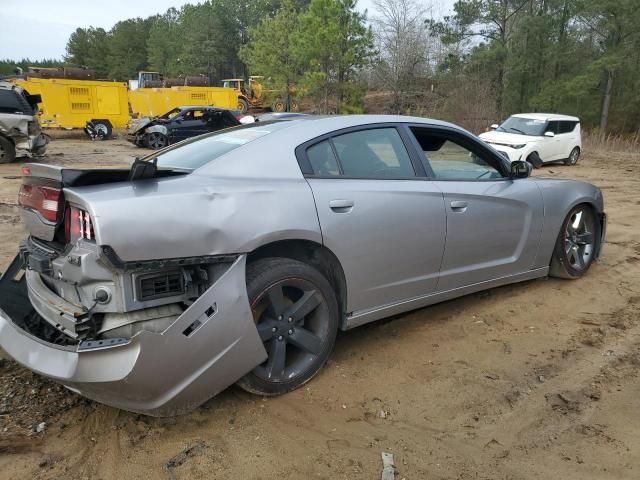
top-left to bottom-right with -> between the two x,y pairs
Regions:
541,120 -> 563,161
407,126 -> 544,292
170,109 -> 209,142
300,126 -> 447,313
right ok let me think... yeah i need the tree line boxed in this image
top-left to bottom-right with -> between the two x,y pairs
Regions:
1,0 -> 638,132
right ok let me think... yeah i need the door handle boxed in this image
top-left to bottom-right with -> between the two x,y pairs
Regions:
329,199 -> 354,213
450,200 -> 467,212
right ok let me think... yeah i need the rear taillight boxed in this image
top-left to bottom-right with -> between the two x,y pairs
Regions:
18,184 -> 63,222
65,206 -> 94,243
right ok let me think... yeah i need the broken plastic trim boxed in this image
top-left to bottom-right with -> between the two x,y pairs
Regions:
100,245 -> 238,273
78,337 -> 129,351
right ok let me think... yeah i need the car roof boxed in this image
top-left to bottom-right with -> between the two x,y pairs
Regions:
176,105 -> 226,111
512,113 -> 580,121
196,114 -> 473,179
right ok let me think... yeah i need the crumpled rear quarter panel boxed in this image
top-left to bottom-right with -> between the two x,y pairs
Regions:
63,174 -> 322,262
0,256 -> 267,416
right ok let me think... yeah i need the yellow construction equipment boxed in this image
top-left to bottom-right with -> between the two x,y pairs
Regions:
9,70 -> 241,139
14,76 -> 129,139
127,71 -> 237,118
221,76 -> 298,113
128,86 -> 237,118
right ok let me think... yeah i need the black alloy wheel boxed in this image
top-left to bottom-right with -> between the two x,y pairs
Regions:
237,258 -> 339,395
550,204 -> 599,278
145,132 -> 168,149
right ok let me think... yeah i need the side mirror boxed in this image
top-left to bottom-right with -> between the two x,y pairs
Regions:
544,131 -> 555,138
490,124 -> 499,130
510,160 -> 532,179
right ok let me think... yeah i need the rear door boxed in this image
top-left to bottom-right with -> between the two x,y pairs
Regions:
556,120 -> 579,158
406,126 -> 544,292
297,125 -> 446,314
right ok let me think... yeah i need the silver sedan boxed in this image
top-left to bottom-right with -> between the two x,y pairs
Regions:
0,115 -> 606,415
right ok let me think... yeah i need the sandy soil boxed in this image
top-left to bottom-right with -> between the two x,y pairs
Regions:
0,131 -> 638,479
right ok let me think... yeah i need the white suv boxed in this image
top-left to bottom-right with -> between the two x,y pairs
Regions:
479,113 -> 581,168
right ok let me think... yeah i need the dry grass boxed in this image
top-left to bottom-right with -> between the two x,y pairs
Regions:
579,130 -> 639,154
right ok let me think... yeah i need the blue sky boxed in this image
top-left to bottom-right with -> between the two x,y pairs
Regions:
0,0 -> 454,60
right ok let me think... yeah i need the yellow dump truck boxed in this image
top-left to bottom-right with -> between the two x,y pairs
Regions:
128,86 -> 237,118
14,76 -> 129,139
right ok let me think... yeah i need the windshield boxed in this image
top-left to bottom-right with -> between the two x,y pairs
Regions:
498,116 -> 546,136
159,107 -> 182,120
150,121 -> 293,170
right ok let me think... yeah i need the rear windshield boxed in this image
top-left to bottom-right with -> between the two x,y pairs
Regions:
0,88 -> 34,115
151,121 -> 292,170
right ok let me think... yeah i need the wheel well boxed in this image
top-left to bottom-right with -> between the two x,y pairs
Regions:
247,240 -> 348,326
91,119 -> 112,127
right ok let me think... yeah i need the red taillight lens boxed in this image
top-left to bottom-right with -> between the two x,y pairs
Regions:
65,206 -> 94,243
18,184 -> 63,222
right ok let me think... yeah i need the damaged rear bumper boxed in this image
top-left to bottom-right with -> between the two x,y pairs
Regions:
0,255 -> 267,416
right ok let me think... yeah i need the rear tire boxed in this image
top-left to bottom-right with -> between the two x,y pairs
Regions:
550,204 -> 599,279
91,120 -> 112,140
564,147 -> 580,166
0,136 -> 16,164
236,257 -> 339,396
527,151 -> 543,169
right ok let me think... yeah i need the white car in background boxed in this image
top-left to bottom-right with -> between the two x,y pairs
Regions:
479,113 -> 581,168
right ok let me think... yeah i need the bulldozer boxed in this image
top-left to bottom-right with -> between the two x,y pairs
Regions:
221,76 -> 298,114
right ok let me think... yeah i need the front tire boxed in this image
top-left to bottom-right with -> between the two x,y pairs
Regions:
237,258 -> 339,396
550,204 -> 599,279
565,147 -> 580,166
144,132 -> 169,150
0,136 -> 16,164
237,98 -> 249,114
527,151 -> 543,169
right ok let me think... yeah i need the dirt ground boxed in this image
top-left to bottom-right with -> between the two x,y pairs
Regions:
0,130 -> 639,480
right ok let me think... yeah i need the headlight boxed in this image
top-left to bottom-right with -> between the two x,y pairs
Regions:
509,144 -> 526,149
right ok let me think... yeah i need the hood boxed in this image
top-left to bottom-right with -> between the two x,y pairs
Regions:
479,130 -> 541,145
129,116 -> 168,134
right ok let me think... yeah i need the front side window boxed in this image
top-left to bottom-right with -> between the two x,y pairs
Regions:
411,128 -> 503,181
546,121 -> 560,134
181,110 -> 205,121
331,128 -> 415,178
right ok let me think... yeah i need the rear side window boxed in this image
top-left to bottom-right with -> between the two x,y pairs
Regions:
558,121 -> 578,133
307,140 -> 340,176
331,128 -> 415,178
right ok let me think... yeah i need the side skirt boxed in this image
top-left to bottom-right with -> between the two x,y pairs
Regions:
343,267 -> 549,330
